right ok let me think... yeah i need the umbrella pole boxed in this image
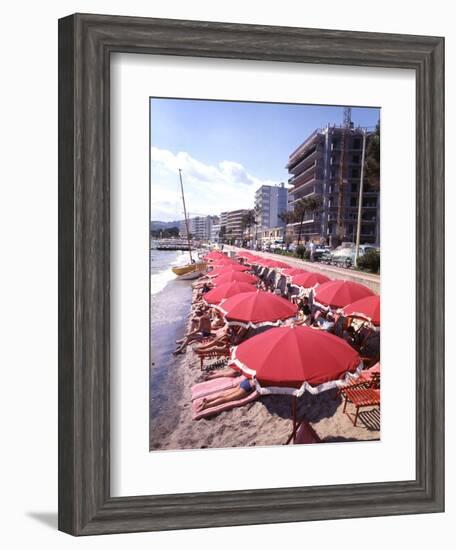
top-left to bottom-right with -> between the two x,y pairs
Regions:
292,395 -> 297,443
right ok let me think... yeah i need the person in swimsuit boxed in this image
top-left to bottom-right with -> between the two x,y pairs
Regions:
173,312 -> 213,355
196,378 -> 255,412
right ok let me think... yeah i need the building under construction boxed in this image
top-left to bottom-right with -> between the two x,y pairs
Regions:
286,118 -> 380,246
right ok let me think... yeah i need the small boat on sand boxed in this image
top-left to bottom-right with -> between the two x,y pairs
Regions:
172,262 -> 207,279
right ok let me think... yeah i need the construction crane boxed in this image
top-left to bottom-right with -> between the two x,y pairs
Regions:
343,107 -> 353,128
336,108 -> 352,244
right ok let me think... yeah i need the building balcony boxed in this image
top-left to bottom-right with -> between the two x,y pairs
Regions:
288,149 -> 320,176
288,174 -> 319,193
287,129 -> 321,168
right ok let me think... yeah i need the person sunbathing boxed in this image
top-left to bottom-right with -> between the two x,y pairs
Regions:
196,378 -> 256,412
173,312 -> 213,355
178,306 -> 208,337
192,326 -> 230,353
312,311 -> 335,332
203,365 -> 240,380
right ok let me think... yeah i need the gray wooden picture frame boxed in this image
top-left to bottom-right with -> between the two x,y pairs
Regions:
58,13 -> 445,536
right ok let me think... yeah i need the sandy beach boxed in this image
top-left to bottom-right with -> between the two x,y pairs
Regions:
150,287 -> 380,452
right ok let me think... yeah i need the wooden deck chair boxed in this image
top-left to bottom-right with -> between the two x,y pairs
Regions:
195,347 -> 231,370
340,373 -> 380,426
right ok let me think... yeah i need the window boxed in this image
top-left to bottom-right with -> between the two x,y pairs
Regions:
353,138 -> 361,149
351,167 -> 360,178
350,197 -> 357,207
352,154 -> 360,163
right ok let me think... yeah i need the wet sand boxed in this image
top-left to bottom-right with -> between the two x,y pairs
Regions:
149,277 -> 193,450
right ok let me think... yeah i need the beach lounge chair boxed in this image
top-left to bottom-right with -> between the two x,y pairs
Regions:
340,374 -> 380,426
194,346 -> 231,370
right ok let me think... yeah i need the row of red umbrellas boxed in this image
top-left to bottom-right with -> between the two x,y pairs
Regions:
203,250 -> 379,325
201,250 -> 376,440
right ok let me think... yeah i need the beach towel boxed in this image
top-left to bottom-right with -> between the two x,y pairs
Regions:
191,376 -> 246,401
192,391 -> 258,420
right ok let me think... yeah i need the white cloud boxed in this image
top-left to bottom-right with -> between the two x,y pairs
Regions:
150,147 -> 281,221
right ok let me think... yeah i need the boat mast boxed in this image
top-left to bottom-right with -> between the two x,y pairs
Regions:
178,168 -> 193,262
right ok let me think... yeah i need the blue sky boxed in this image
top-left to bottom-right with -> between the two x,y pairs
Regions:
150,98 -> 380,221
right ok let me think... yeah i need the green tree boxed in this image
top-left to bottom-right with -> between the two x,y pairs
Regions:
219,225 -> 227,243
365,122 -> 380,190
293,196 -> 322,246
278,210 -> 295,248
241,209 -> 256,230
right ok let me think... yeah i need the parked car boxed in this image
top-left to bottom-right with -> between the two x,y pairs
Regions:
330,243 -> 379,268
315,246 -> 332,262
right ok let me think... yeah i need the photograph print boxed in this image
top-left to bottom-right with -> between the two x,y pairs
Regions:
149,98 -> 381,451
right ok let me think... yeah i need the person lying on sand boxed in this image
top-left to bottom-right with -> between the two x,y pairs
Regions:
203,365 -> 240,380
192,327 -> 230,353
174,312 -> 213,355
196,378 -> 256,412
193,277 -> 212,290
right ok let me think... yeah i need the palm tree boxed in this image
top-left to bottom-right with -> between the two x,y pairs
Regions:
241,209 -> 256,231
365,122 -> 380,191
293,196 -> 322,246
278,210 -> 295,248
241,209 -> 257,246
219,225 -> 227,243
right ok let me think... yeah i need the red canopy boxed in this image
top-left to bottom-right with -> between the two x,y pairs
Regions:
291,272 -> 331,289
212,271 -> 258,286
256,258 -> 290,269
281,268 -> 308,277
269,261 -> 291,269
342,295 -> 380,326
314,280 -> 375,309
231,325 -> 362,394
208,257 -> 235,264
218,290 -> 297,327
204,251 -> 226,260
207,265 -> 250,277
203,281 -> 256,305
236,251 -> 255,259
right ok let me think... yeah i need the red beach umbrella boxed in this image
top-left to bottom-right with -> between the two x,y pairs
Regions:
231,325 -> 362,392
212,271 -> 258,286
291,272 -> 331,289
342,295 -> 381,326
256,258 -> 276,267
314,280 -> 375,309
204,251 -> 225,260
208,257 -> 234,264
268,261 -> 291,269
207,265 -> 250,277
230,325 -> 362,442
218,290 -> 297,327
203,281 -> 256,305
236,252 -> 254,259
281,268 -> 308,277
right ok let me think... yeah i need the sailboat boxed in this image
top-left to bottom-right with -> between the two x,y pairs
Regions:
171,169 -> 207,280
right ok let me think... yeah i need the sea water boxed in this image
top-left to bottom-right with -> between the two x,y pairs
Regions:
149,249 -> 194,450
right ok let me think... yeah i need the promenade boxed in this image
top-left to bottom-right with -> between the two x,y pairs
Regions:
227,246 -> 380,294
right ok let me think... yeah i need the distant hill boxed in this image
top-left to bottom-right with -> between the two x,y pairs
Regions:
150,220 -> 181,231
